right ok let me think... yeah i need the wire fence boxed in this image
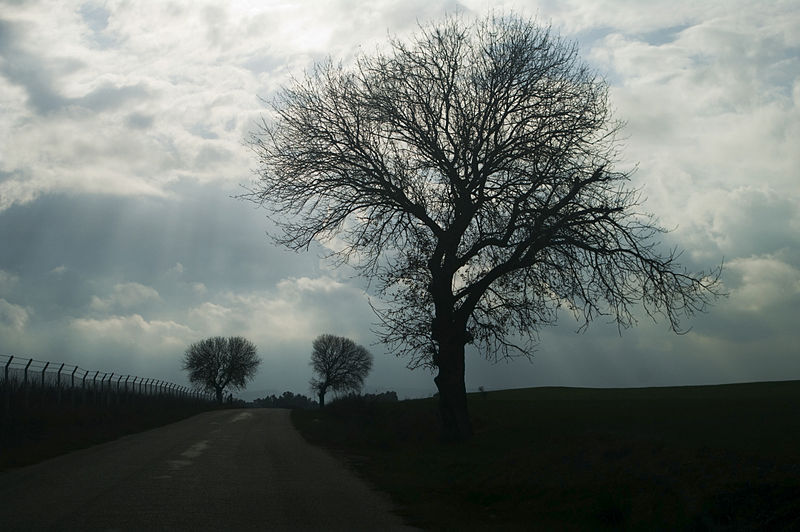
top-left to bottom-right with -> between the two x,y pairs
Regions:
1,354 -> 214,414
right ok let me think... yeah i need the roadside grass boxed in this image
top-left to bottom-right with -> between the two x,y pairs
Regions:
292,381 -> 800,530
1,396 -> 214,471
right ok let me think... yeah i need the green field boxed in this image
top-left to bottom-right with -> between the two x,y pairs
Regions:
292,381 -> 800,530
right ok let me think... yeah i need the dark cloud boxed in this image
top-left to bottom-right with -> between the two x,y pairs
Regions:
73,82 -> 150,112
636,24 -> 692,46
0,183 -> 319,298
78,3 -> 110,33
0,18 -> 148,115
125,112 -> 155,130
0,18 -> 68,114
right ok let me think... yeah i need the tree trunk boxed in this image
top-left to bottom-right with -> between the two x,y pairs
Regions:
215,386 -> 223,404
434,340 -> 473,441
318,390 -> 325,408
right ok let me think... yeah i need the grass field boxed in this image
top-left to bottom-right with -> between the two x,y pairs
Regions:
1,397 -> 214,471
292,381 -> 800,530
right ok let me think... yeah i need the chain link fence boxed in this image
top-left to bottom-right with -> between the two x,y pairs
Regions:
2,354 -> 214,415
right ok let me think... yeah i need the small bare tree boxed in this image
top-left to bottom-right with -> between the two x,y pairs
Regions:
183,336 -> 261,404
247,13 -> 720,440
310,334 -> 373,407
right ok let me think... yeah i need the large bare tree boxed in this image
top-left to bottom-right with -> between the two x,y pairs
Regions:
183,336 -> 261,404
310,334 -> 373,407
247,13 -> 720,440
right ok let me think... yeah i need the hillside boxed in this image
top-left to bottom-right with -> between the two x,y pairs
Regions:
293,380 -> 800,530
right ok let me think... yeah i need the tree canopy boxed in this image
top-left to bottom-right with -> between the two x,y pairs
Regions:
183,336 -> 261,404
309,334 -> 373,407
247,13 -> 720,439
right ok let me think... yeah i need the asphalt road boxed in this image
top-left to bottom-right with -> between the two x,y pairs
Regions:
0,409 -> 417,531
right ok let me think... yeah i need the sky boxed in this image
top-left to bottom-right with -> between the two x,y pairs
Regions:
1,0 -> 798,400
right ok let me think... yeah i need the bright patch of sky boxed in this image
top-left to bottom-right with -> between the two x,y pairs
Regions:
1,0 -> 798,399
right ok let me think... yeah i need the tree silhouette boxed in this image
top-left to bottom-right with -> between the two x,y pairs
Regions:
182,336 -> 261,404
247,13 -> 721,440
309,334 -> 373,407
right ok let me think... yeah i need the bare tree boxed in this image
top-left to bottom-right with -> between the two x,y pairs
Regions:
246,13 -> 721,440
183,336 -> 261,404
310,334 -> 373,407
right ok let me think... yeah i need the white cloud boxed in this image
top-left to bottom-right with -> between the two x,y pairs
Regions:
577,3 -> 800,273
71,313 -> 196,350
186,276 -> 373,346
191,282 -> 207,296
726,255 -> 800,313
2,1 -> 800,393
0,270 -> 20,292
0,298 -> 29,331
49,265 -> 68,276
90,282 -> 161,312
0,0 -> 477,212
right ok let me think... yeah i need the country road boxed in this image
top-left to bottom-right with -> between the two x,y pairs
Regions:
0,409 -> 418,531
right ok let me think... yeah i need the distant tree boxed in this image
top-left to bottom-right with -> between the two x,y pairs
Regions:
254,391 -> 318,409
182,336 -> 261,404
247,13 -> 721,440
309,334 -> 373,407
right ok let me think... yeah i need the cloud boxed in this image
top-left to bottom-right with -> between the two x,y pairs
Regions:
0,269 -> 20,291
186,275 -> 374,346
89,282 -> 162,313
70,314 -> 196,351
125,112 -> 154,130
578,4 -> 800,278
1,1 -> 799,396
0,298 -> 29,331
49,265 -> 68,276
725,255 -> 800,313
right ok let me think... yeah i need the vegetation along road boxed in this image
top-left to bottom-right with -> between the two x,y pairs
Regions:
0,409 -> 416,531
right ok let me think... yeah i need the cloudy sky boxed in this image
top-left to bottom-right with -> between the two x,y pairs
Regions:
1,0 -> 798,400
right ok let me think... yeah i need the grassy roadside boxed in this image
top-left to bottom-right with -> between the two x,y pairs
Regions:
292,381 -> 800,530
1,400 -> 215,471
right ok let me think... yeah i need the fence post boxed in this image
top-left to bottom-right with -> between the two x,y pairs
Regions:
24,358 -> 32,387
93,371 -> 100,404
106,373 -> 114,407
40,361 -> 50,389
4,355 -> 12,383
56,362 -> 65,404
24,358 -> 33,409
3,356 -> 12,418
69,367 -> 77,406
82,370 -> 89,404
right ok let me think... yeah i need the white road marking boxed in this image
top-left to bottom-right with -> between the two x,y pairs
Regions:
181,440 -> 209,459
164,440 -> 211,471
167,459 -> 192,470
230,412 -> 253,422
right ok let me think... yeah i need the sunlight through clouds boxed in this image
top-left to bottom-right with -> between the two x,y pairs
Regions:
1,0 -> 798,397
